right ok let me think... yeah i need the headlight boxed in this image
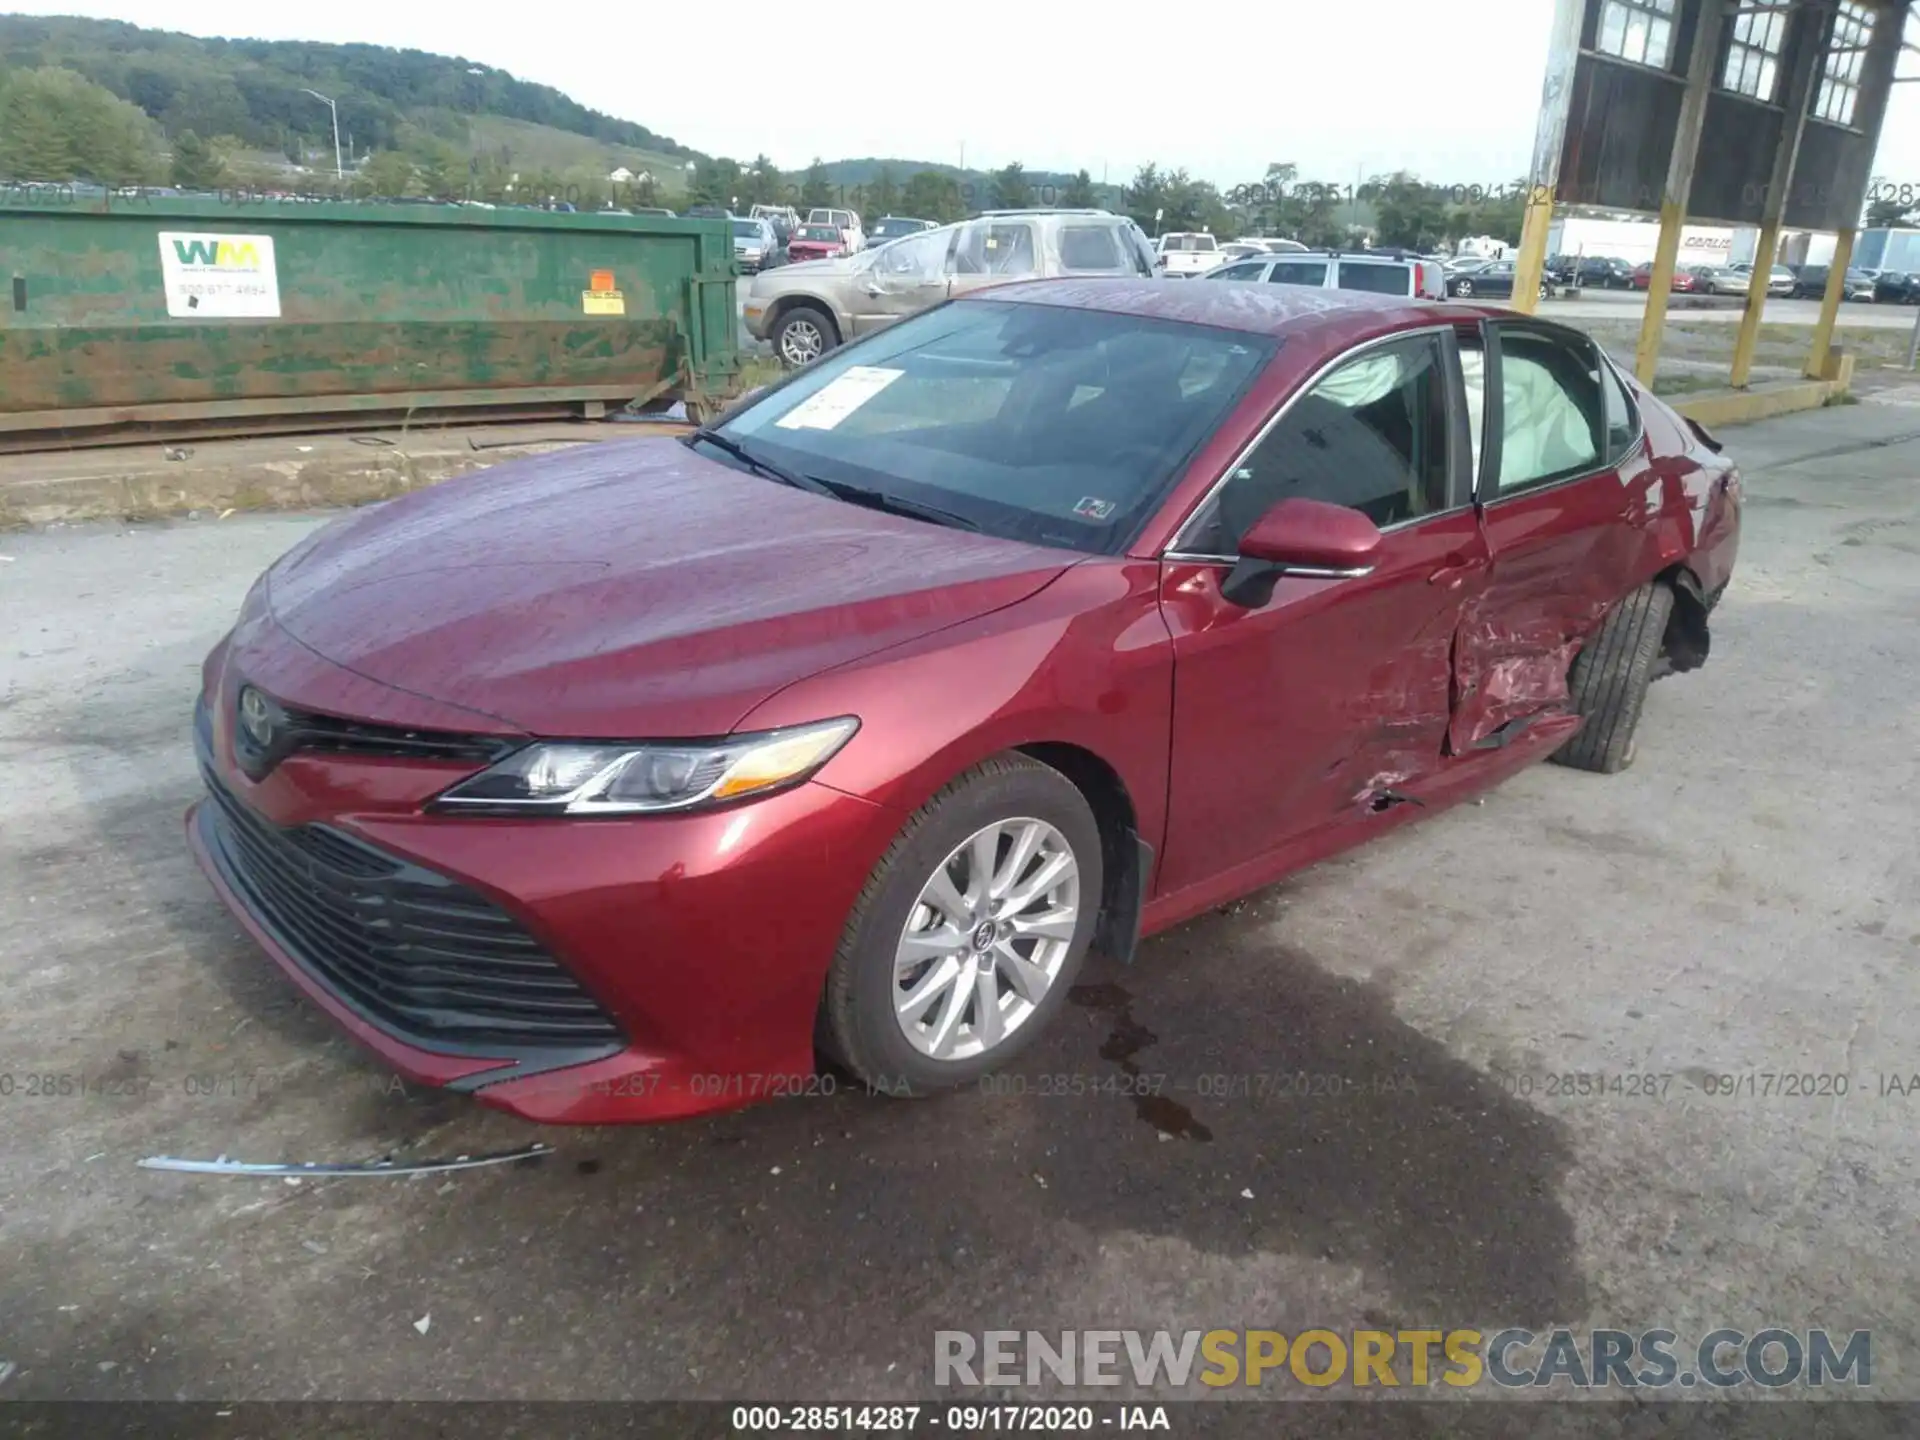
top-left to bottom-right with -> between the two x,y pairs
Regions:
430,717 -> 859,816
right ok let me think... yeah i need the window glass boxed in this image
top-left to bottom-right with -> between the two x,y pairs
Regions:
952,221 -> 1038,276
1058,225 -> 1128,271
1459,332 -> 1487,483
1815,0 -> 1875,125
1184,334 -> 1450,553
1336,262 -> 1414,296
1205,261 -> 1270,281
1492,329 -> 1605,494
1722,7 -> 1785,100
1596,0 -> 1676,69
1267,261 -> 1331,287
1599,355 -> 1641,463
719,301 -> 1274,555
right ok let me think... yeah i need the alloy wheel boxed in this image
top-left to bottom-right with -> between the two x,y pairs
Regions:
892,817 -> 1081,1062
780,320 -> 824,366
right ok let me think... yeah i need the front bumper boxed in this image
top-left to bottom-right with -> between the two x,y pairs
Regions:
187,631 -> 894,1124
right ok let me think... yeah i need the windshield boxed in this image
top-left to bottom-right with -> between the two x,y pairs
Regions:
731,220 -> 760,238
874,219 -> 923,236
711,300 -> 1275,554
796,226 -> 840,241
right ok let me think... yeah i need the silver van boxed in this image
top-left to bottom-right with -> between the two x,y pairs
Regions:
1199,249 -> 1446,301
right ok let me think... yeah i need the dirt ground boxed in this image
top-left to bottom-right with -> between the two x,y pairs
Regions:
3,404 -> 1920,1431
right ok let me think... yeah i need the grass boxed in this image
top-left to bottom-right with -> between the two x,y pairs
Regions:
454,114 -> 692,194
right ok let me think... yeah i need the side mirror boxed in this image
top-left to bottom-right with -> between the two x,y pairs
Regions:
1221,498 -> 1383,609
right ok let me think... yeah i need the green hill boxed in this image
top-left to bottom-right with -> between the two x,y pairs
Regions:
0,13 -> 706,184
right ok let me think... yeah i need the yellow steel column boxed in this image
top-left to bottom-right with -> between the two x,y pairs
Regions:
1635,0 -> 1725,388
1805,228 -> 1857,380
1729,223 -> 1782,389
1634,203 -> 1686,385
1510,188 -> 1554,316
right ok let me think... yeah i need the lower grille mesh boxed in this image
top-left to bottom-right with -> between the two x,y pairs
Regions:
197,762 -> 622,1053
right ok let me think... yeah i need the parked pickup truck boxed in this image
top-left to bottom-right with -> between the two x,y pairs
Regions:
1153,232 -> 1222,277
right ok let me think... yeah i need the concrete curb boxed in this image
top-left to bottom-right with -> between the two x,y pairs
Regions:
0,421 -> 691,529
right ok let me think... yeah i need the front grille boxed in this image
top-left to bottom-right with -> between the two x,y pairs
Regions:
195,738 -> 623,1055
248,699 -> 521,770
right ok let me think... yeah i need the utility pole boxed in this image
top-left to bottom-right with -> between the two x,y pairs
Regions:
300,89 -> 342,183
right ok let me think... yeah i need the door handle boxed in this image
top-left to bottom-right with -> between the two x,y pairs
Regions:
1427,556 -> 1486,588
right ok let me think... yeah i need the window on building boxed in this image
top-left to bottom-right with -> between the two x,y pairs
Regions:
1722,5 -> 1786,100
1815,0 -> 1876,125
1596,0 -> 1678,71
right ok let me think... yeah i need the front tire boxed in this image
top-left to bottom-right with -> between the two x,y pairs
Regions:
1551,581 -> 1676,774
775,305 -> 838,367
819,755 -> 1103,1096
1454,278 -> 1474,298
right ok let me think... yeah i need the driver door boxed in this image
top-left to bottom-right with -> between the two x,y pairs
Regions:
1155,328 -> 1487,894
848,227 -> 954,336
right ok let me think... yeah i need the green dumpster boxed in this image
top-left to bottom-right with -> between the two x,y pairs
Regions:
0,194 -> 742,448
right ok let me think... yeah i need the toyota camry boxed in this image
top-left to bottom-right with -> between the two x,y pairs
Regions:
188,279 -> 1741,1124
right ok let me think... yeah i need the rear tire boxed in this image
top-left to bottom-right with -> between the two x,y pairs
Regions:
1551,582 -> 1675,774
818,755 -> 1103,1097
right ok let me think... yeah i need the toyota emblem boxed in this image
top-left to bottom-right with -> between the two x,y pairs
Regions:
238,686 -> 275,749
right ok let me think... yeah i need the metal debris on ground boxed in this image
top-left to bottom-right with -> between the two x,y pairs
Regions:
137,1143 -> 553,1178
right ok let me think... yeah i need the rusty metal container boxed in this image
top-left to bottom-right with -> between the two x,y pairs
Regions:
0,194 -> 741,448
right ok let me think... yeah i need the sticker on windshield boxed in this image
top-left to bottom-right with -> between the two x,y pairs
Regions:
775,366 -> 903,430
1073,496 -> 1117,520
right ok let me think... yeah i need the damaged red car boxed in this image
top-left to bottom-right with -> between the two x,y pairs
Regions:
188,280 -> 1740,1124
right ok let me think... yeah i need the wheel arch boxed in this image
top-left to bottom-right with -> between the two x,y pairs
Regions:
1016,741 -> 1152,967
767,293 -> 844,344
1655,561 -> 1712,673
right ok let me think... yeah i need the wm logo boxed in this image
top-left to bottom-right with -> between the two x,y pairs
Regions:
171,238 -> 260,267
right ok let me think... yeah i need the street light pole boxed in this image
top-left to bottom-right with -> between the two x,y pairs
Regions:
300,89 -> 342,184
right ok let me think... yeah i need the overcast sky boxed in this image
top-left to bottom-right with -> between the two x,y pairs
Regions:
15,0 -> 1920,188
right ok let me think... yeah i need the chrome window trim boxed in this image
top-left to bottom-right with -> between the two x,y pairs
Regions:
1162,553 -> 1378,579
1162,323 -> 1461,558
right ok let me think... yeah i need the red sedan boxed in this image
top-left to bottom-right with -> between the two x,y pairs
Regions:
188,281 -> 1741,1124
785,223 -> 849,262
1631,263 -> 1702,292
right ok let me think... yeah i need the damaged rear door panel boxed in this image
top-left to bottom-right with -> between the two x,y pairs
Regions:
1448,320 -> 1684,752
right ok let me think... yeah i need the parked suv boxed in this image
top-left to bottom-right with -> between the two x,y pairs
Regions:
806,207 -> 865,253
1201,249 -> 1446,301
745,210 -> 1157,366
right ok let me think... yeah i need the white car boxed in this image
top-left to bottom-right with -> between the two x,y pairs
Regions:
806,207 -> 865,254
1153,232 -> 1221,278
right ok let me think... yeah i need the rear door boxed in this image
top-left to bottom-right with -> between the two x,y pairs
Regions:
1156,326 -> 1488,893
1448,319 -> 1656,750
947,218 -> 1041,298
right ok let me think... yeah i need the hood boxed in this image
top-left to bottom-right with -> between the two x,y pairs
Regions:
267,439 -> 1077,738
757,254 -> 858,286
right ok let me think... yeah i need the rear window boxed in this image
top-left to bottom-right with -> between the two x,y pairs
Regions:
1335,261 -> 1413,296
1057,224 -> 1128,271
1160,234 -> 1218,252
1267,261 -> 1330,287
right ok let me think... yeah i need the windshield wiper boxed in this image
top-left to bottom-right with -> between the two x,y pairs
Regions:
813,479 -> 981,532
687,428 -> 833,495
689,429 -> 978,532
